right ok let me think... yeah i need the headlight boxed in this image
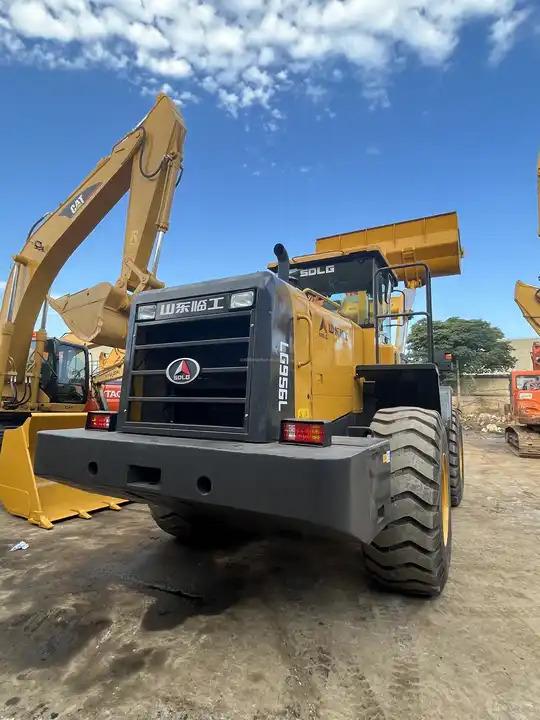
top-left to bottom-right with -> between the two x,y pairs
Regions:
230,290 -> 255,309
137,304 -> 156,321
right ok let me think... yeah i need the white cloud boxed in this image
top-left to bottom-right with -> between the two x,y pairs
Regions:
0,280 -> 6,291
366,145 -> 381,156
140,81 -> 199,106
0,0 -> 532,116
305,80 -> 326,103
489,7 -> 530,64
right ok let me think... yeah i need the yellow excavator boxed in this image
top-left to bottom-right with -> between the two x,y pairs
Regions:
507,156 -> 540,455
91,347 -> 126,411
0,93 -> 186,528
514,157 -> 540,334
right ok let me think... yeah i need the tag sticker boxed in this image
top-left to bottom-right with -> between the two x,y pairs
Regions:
382,451 -> 391,464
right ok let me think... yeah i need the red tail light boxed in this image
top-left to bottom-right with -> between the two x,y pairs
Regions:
86,411 -> 117,431
280,420 -> 330,446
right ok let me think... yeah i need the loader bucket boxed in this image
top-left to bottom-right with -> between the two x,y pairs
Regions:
49,282 -> 131,347
315,211 -> 462,285
0,413 -> 127,529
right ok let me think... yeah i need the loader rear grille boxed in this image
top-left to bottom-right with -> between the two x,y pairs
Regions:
125,311 -> 252,433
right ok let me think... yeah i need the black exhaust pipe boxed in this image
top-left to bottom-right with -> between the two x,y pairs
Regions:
273,243 -> 290,283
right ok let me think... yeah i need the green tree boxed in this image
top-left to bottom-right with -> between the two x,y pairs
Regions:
406,317 -> 516,373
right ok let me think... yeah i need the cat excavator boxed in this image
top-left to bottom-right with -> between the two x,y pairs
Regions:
0,92 -> 186,528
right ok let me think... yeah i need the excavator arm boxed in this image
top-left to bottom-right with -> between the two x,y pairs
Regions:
0,93 -> 186,406
515,281 -> 540,335
514,155 -> 540,336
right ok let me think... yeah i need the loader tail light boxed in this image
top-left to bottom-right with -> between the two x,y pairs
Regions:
280,420 -> 330,446
86,411 -> 117,431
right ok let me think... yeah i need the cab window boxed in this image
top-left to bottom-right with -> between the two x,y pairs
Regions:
516,376 -> 540,390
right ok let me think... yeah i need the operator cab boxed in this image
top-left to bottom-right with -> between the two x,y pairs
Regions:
270,247 -> 399,343
37,338 -> 90,405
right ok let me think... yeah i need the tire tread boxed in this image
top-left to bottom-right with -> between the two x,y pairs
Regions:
363,406 -> 451,597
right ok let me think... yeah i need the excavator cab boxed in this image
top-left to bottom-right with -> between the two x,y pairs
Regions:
39,339 -> 90,405
510,371 -> 540,424
506,370 -> 540,456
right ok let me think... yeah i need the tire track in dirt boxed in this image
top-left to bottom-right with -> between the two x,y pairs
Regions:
389,622 -> 420,716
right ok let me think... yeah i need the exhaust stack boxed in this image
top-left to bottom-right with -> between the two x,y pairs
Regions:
273,244 -> 290,283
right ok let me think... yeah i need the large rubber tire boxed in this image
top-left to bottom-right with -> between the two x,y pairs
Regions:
149,504 -> 250,549
448,409 -> 465,507
363,407 -> 452,597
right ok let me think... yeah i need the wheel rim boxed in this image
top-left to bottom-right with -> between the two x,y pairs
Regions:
441,453 -> 450,546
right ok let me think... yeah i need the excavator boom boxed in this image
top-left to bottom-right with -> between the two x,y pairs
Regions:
514,155 -> 540,335
0,93 -> 186,393
506,155 -> 540,456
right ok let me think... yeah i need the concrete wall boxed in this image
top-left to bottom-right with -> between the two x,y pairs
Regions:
458,374 -> 509,416
455,338 -> 537,416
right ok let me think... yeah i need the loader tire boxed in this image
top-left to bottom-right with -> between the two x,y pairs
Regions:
363,407 -> 452,597
149,504 -> 250,549
448,409 -> 465,507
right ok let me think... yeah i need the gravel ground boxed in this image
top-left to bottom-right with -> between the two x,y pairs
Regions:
0,431 -> 538,720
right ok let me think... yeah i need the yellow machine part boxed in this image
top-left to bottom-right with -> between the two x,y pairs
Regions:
315,211 -> 462,287
291,288 -> 398,422
49,282 -> 134,348
514,280 -> 540,336
0,413 -> 127,529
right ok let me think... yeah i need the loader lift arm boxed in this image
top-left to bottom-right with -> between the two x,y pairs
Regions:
0,93 -> 186,410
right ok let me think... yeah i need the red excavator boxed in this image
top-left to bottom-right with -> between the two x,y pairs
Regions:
506,342 -> 540,456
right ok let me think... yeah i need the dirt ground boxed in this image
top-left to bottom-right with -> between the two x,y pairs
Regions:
0,431 -> 539,720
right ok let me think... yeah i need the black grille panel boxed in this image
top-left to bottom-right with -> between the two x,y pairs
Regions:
133,339 -> 248,372
126,312 -> 252,431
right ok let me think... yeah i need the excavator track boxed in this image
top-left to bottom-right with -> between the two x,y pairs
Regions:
505,424 -> 540,458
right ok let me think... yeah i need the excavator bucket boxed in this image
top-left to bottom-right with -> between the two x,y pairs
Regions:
0,413 -> 127,529
49,282 -> 131,347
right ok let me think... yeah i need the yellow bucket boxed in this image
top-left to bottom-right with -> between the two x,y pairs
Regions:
0,413 -> 127,529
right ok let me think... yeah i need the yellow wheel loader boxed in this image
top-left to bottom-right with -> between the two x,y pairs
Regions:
35,211 -> 465,596
0,93 -> 186,528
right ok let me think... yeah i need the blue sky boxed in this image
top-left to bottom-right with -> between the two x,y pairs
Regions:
0,0 -> 539,340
